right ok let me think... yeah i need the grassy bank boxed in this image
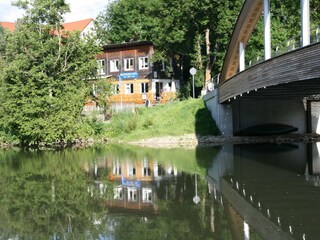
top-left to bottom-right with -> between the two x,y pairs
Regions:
100,98 -> 219,142
0,98 -> 219,147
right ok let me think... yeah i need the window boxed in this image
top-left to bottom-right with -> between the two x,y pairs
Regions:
97,59 -> 106,75
142,158 -> 151,176
160,61 -> 165,72
124,58 -> 134,71
113,84 -> 120,95
128,187 -> 137,201
114,187 -> 123,200
142,188 -> 152,202
140,83 -> 149,93
127,162 -> 136,176
112,161 -> 121,176
160,58 -> 173,72
110,59 -> 119,72
139,57 -> 149,69
125,84 -> 134,94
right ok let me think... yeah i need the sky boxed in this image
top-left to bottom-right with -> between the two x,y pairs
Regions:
0,0 -> 110,23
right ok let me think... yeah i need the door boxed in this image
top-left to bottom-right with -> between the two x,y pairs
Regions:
155,82 -> 163,99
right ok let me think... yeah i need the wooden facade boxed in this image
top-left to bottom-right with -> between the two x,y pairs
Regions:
96,41 -> 181,105
219,43 -> 320,103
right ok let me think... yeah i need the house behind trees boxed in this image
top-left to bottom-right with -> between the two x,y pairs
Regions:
96,41 -> 181,107
1,20 -> 182,109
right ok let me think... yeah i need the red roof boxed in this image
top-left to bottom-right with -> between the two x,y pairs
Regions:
0,19 -> 93,33
62,18 -> 93,32
0,22 -> 15,32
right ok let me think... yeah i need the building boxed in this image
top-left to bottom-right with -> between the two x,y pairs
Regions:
96,41 -> 181,106
1,19 -> 181,107
59,18 -> 94,38
0,22 -> 15,32
0,18 -> 94,37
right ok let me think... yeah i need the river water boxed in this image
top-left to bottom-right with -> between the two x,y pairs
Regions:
0,143 -> 319,239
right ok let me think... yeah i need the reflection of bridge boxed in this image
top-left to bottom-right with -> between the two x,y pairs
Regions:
204,0 -> 320,136
207,143 -> 320,240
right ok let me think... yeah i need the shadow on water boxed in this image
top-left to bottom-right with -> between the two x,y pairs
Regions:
234,143 -> 306,174
207,142 -> 320,240
2,142 -> 320,239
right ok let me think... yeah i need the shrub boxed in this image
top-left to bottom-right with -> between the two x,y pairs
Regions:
142,118 -> 153,129
125,118 -> 137,133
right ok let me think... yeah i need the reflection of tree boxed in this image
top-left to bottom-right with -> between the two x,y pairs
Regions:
0,149 -> 110,239
0,145 -> 231,239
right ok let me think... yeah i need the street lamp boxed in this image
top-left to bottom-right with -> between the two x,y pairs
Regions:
189,67 -> 197,98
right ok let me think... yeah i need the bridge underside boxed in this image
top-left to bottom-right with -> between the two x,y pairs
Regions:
232,78 -> 320,101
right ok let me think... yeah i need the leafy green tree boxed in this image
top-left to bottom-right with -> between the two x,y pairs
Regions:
0,26 -> 6,54
93,79 -> 114,117
96,0 -> 319,93
96,0 -> 243,95
246,0 -> 320,64
0,0 -> 99,146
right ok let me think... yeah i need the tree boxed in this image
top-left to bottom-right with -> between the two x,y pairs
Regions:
92,79 -> 114,118
0,0 -> 99,146
95,0 -> 243,96
96,0 -> 320,94
246,0 -> 320,65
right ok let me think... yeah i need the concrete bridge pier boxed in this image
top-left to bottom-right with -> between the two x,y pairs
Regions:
204,93 -> 320,136
203,89 -> 233,136
232,99 -> 307,135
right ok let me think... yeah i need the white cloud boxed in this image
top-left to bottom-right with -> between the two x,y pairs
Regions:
0,2 -> 24,22
0,0 -> 110,22
64,0 -> 109,22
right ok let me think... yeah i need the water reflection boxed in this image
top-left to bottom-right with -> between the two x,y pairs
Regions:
207,143 -> 320,240
1,143 -> 320,239
0,146 -> 218,239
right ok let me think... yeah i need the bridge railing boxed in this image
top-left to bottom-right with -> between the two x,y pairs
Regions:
246,26 -> 320,69
207,73 -> 220,92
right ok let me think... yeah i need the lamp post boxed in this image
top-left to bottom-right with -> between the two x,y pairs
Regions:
189,67 -> 197,98
118,75 -> 123,111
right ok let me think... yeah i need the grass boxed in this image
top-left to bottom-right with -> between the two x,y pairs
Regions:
101,98 -> 219,142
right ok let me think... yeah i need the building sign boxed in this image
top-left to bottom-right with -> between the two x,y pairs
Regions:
119,72 -> 138,79
121,177 -> 141,188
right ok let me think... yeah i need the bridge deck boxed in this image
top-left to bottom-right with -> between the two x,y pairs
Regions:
218,43 -> 320,103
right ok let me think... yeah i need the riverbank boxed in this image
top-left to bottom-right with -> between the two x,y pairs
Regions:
2,99 -> 320,149
128,133 -> 320,148
1,133 -> 320,149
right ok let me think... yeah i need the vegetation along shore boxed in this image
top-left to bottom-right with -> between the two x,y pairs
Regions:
1,98 -> 319,149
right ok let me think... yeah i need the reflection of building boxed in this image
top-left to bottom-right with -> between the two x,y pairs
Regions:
107,158 -> 179,213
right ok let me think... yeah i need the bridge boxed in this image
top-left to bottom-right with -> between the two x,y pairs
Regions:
204,0 -> 320,136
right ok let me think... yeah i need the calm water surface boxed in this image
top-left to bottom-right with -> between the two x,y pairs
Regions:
0,143 -> 319,239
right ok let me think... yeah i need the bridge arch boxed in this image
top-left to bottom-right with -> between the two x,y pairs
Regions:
220,0 -> 263,82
